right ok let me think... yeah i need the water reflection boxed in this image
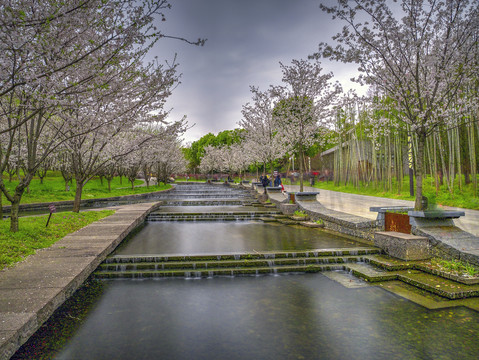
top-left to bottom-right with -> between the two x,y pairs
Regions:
14,275 -> 479,360
115,222 -> 362,255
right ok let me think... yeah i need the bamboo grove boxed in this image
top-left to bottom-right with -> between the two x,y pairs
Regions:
328,97 -> 479,205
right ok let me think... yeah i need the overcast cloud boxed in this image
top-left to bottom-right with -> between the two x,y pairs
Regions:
152,0 -> 365,143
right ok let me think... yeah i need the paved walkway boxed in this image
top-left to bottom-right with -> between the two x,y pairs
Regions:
0,202 -> 159,360
283,185 -> 479,236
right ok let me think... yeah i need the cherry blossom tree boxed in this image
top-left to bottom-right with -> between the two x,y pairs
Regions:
271,59 -> 341,191
230,143 -> 254,181
199,145 -> 223,178
59,59 -> 180,212
154,137 -> 187,185
0,0 -> 203,230
239,87 -> 289,178
314,0 -> 479,209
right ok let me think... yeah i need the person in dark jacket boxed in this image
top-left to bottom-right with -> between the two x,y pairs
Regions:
274,174 -> 281,187
261,175 -> 269,193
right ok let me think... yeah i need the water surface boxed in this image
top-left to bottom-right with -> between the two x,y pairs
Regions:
115,221 -> 362,255
14,275 -> 479,360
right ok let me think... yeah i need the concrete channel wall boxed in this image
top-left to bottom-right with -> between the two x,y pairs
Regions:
252,184 -> 479,266
254,185 -> 378,243
0,202 -> 160,360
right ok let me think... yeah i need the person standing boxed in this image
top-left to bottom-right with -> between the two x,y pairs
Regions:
261,175 -> 269,193
274,173 -> 281,187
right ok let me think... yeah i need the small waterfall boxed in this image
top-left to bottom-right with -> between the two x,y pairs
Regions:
208,271 -> 214,278
234,254 -> 241,260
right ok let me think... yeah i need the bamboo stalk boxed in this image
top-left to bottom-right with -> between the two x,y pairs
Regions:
455,125 -> 462,191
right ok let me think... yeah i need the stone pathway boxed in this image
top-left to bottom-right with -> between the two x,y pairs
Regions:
0,202 -> 159,360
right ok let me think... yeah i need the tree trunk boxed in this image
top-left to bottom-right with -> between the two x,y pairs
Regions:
107,179 -> 112,192
1,176 -> 30,232
9,199 -> 20,232
9,188 -> 26,232
414,132 -> 426,210
0,191 -> 3,221
72,181 -> 84,213
299,148 -> 304,192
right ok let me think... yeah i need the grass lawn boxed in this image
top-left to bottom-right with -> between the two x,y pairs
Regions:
1,171 -> 171,205
0,210 -> 114,270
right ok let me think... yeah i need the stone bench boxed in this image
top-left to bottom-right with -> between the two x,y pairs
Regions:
374,231 -> 430,260
295,192 -> 319,201
408,210 -> 465,228
266,186 -> 282,193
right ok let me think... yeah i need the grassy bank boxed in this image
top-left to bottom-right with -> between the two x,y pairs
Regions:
0,210 -> 115,270
1,172 -> 171,205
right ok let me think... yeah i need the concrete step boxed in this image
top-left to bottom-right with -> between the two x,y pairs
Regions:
97,255 -> 367,272
146,211 -> 282,222
94,263 -> 348,279
364,254 -> 479,285
146,215 -> 278,222
397,270 -> 479,300
355,255 -> 479,299
103,248 -> 381,264
94,248 -> 382,279
345,263 -> 399,282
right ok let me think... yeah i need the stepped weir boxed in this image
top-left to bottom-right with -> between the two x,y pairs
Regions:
91,183 -> 479,303
95,182 -> 378,280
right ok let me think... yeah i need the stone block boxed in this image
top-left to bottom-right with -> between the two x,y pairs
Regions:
279,203 -> 299,215
374,231 -> 430,260
266,187 -> 282,193
295,192 -> 319,201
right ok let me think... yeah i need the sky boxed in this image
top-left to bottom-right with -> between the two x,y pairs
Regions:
153,0 -> 366,143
